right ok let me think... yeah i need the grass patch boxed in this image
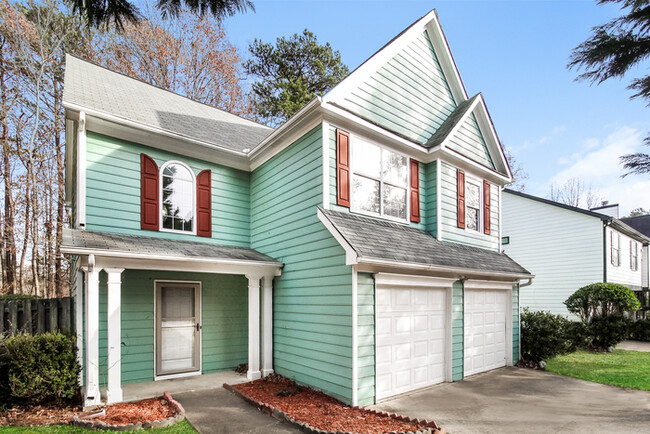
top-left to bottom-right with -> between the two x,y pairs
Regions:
0,419 -> 196,433
546,349 -> 650,391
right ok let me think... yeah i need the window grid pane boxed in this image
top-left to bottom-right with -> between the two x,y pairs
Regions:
161,163 -> 194,233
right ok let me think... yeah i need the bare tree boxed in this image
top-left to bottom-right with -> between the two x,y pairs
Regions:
503,146 -> 528,192
547,177 -> 604,209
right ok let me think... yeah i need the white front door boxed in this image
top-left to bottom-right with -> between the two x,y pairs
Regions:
156,282 -> 201,376
464,289 -> 507,376
375,286 -> 447,400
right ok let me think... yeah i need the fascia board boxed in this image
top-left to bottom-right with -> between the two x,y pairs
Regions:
438,96 -> 481,150
473,95 -> 512,180
440,150 -> 511,185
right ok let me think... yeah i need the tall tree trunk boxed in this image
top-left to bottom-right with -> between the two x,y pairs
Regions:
19,181 -> 29,295
54,79 -> 63,297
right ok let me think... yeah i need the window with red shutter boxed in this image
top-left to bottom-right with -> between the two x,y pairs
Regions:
196,170 -> 212,238
141,153 -> 159,231
409,159 -> 420,223
483,180 -> 491,235
336,129 -> 350,207
457,169 -> 465,229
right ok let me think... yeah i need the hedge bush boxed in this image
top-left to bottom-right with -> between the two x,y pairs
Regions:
564,282 -> 640,322
630,319 -> 650,342
521,308 -> 581,363
0,332 -> 80,406
589,314 -> 632,349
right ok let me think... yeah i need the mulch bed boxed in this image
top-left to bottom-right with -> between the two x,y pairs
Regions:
230,374 -> 441,434
0,404 -> 81,427
90,397 -> 176,425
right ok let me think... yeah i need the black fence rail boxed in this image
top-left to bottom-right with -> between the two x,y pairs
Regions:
634,290 -> 649,320
0,297 -> 74,336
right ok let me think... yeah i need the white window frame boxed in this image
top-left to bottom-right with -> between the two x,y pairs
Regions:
160,160 -> 197,235
464,173 -> 483,233
349,134 -> 410,223
612,232 -> 621,267
631,240 -> 639,271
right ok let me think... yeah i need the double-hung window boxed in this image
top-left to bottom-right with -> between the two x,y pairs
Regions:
465,179 -> 481,232
161,161 -> 195,233
631,241 -> 639,271
611,232 -> 621,267
351,137 -> 408,221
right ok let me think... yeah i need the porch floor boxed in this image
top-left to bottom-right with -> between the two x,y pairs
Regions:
101,370 -> 249,403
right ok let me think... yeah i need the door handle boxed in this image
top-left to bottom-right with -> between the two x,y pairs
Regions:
196,323 -> 202,331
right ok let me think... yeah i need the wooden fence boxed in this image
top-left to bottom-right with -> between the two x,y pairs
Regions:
0,297 -> 74,336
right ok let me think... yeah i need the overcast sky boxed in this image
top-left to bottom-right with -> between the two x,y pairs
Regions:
221,0 -> 650,215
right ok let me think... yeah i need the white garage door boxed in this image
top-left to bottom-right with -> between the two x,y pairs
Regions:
376,286 -> 447,400
464,289 -> 508,376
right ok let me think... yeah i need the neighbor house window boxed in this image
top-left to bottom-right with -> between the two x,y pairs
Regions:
351,137 -> 408,221
465,179 -> 481,232
161,161 -> 195,233
611,232 -> 621,267
631,241 -> 638,271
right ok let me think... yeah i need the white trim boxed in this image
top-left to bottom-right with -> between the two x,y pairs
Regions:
351,266 -> 359,407
153,280 -> 203,380
75,268 -> 84,386
77,111 -> 87,229
374,273 -> 457,289
84,267 -> 100,407
464,173 -> 483,234
159,160 -> 197,236
445,285 -> 453,382
498,187 -> 503,251
473,96 -> 512,180
506,287 -> 514,367
438,96 -> 481,150
323,10 -> 439,105
436,159 -> 442,240
246,274 -> 262,381
442,146 -> 511,184
65,119 -> 75,206
322,120 -> 330,209
463,279 -> 515,291
105,268 -> 124,403
317,209 -> 358,265
261,275 -> 274,377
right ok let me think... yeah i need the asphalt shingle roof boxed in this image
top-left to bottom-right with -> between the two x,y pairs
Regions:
425,94 -> 478,148
62,229 -> 281,264
63,55 -> 273,153
320,208 -> 530,276
620,215 -> 650,238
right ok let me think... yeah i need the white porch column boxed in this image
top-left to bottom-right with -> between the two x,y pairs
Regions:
246,274 -> 262,380
261,276 -> 274,377
75,269 -> 84,386
84,261 -> 101,407
105,268 -> 124,403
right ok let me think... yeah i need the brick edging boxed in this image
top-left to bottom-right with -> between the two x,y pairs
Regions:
223,383 -> 446,434
72,392 -> 186,430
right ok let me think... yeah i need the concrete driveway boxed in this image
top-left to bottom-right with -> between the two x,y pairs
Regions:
371,367 -> 650,433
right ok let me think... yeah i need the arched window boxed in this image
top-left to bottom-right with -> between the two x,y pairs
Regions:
161,161 -> 195,233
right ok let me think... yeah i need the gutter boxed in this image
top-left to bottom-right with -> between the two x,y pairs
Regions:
603,221 -> 610,282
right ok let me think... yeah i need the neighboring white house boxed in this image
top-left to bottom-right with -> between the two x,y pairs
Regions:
502,189 -> 650,316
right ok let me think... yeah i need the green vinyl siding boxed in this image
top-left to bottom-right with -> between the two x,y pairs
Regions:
423,160 -> 437,237
93,270 -> 248,386
452,280 -> 464,381
512,283 -> 520,364
439,161 -> 499,250
328,124 -> 428,232
338,32 -> 456,144
445,113 -> 495,170
84,131 -> 250,247
251,125 -> 355,405
357,272 -> 375,406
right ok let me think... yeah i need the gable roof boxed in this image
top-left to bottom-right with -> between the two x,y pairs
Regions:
63,54 -> 273,154
620,215 -> 650,238
504,189 -> 650,244
319,208 -> 530,278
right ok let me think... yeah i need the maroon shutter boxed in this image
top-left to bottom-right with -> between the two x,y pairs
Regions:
336,129 -> 351,207
409,159 -> 421,223
483,180 -> 491,235
630,240 -> 633,269
457,169 -> 465,229
141,153 -> 159,231
196,170 -> 212,238
610,231 -> 613,265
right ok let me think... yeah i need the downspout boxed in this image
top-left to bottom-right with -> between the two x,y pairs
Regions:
603,220 -> 612,283
519,278 -> 533,288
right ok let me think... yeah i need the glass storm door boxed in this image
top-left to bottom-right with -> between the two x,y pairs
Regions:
156,282 -> 200,376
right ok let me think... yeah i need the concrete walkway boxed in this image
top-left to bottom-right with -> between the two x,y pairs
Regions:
617,339 -> 650,352
174,386 -> 297,434
371,367 -> 650,434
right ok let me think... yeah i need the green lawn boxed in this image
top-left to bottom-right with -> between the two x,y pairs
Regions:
546,349 -> 650,391
0,419 -> 196,433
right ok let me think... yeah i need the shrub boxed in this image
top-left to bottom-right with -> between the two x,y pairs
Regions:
589,315 -> 632,349
521,308 -> 579,363
0,294 -> 41,301
630,319 -> 650,342
564,282 -> 640,322
2,332 -> 80,405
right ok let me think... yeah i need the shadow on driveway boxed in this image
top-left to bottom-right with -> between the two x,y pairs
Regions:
371,367 -> 650,433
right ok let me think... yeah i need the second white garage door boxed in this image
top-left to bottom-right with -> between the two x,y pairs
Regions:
464,289 -> 508,376
376,286 -> 447,400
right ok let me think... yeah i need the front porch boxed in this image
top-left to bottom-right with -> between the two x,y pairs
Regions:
62,229 -> 283,407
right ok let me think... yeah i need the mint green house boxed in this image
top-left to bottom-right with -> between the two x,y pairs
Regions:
63,10 -> 531,409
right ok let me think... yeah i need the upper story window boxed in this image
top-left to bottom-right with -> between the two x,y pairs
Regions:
611,232 -> 621,267
351,137 -> 408,221
465,179 -> 481,231
631,240 -> 638,271
161,161 -> 195,233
